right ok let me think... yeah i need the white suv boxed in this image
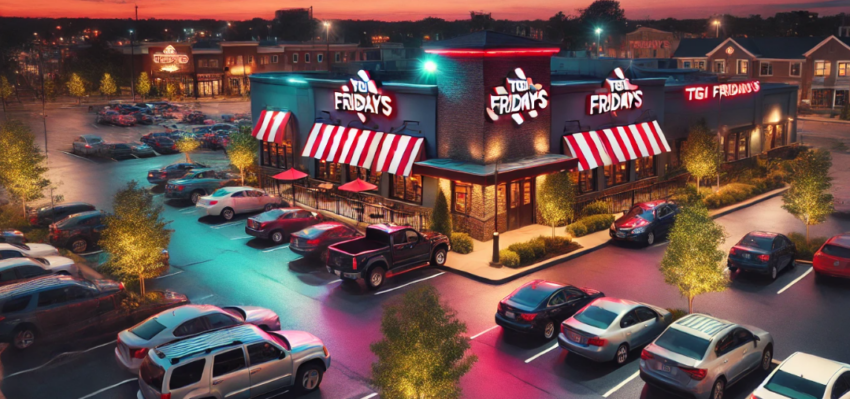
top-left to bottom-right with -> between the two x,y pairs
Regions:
751,352 -> 850,399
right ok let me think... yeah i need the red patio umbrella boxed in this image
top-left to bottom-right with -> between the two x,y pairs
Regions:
272,168 -> 308,203
338,178 -> 377,193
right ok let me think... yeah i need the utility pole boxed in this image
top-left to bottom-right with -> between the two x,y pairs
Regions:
130,5 -> 138,102
324,22 -> 331,72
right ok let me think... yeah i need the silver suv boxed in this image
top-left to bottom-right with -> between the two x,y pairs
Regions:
639,314 -> 774,399
138,324 -> 331,399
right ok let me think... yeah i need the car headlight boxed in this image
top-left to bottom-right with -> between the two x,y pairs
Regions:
633,227 -> 646,234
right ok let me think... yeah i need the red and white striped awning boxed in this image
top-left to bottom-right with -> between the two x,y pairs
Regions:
252,110 -> 291,144
564,120 -> 671,172
301,123 -> 425,177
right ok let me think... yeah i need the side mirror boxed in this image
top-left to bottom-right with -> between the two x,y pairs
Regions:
279,351 -> 287,360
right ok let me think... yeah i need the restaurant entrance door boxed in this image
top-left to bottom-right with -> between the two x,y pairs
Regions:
507,178 -> 534,230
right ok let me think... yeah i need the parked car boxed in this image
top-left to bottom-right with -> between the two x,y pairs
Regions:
0,275 -> 187,350
558,297 -> 672,365
610,200 -> 679,246
751,352 -> 850,399
0,242 -> 60,259
728,232 -> 797,280
165,169 -> 239,204
246,208 -> 319,245
48,210 -> 105,254
140,132 -> 172,146
813,234 -> 850,282
0,229 -> 26,245
138,324 -> 331,399
72,134 -> 105,156
639,313 -> 774,399
98,142 -> 133,159
327,224 -> 450,290
183,111 -> 206,124
130,141 -> 156,158
290,222 -> 362,262
150,137 -> 178,154
0,256 -> 80,286
211,131 -> 231,149
95,109 -> 118,124
29,202 -> 96,227
109,113 -> 136,127
495,279 -> 604,340
147,162 -> 208,185
115,304 -> 281,373
196,187 -> 283,221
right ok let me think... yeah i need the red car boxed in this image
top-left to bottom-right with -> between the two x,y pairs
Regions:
813,234 -> 850,281
245,208 -> 323,244
290,222 -> 362,262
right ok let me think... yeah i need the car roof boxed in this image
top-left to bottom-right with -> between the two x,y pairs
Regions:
368,223 -> 412,233
670,314 -> 735,340
635,200 -> 667,210
0,275 -> 81,300
65,210 -> 102,219
152,304 -> 223,328
221,186 -> 257,193
826,234 -> 850,249
0,257 -> 46,270
52,202 -> 94,209
81,134 -> 102,139
154,324 -> 268,365
745,231 -> 780,239
780,352 -> 849,385
514,279 -> 565,296
588,297 -> 640,313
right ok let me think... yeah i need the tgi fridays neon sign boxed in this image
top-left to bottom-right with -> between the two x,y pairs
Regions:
487,68 -> 548,125
684,81 -> 760,101
587,68 -> 643,115
334,70 -> 393,123
153,45 -> 189,64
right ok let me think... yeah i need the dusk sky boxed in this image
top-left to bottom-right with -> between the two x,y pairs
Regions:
1,0 -> 848,21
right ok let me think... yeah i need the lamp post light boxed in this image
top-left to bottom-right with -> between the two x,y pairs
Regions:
713,20 -> 720,38
130,29 -> 136,102
595,28 -> 602,58
323,22 -> 331,71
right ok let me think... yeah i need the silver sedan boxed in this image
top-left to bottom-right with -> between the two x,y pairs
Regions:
558,297 -> 672,365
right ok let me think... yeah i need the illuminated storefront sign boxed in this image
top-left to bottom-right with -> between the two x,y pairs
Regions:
486,67 -> 548,125
153,45 -> 189,64
587,68 -> 643,115
630,40 -> 670,49
684,81 -> 760,101
334,70 -> 393,123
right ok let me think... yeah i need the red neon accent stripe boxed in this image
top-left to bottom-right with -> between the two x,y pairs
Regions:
645,122 -> 666,154
634,124 -> 653,157
343,129 -> 363,165
566,135 -> 589,171
396,137 -> 420,177
424,48 -> 561,57
274,112 -> 291,145
356,131 -> 378,168
308,125 -> 328,158
252,109 -> 267,138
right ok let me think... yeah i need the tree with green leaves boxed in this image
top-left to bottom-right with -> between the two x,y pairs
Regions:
538,171 -> 576,238
682,119 -> 720,191
660,202 -> 728,313
227,126 -> 257,185
66,73 -> 86,104
99,73 -> 117,99
100,180 -> 171,296
165,82 -> 179,100
782,148 -> 834,242
371,286 -> 477,399
1,75 -> 15,116
136,72 -> 151,100
176,136 -> 201,163
43,76 -> 56,102
0,120 -> 51,215
430,189 -> 452,237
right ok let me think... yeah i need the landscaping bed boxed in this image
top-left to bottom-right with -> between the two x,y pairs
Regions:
499,235 -> 581,268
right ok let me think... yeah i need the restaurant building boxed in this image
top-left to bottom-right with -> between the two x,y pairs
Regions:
249,31 -> 799,241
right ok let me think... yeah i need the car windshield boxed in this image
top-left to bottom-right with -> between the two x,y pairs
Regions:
112,144 -> 130,149
738,234 -> 773,250
139,356 -> 165,392
822,244 -> 850,259
624,206 -> 654,222
88,137 -> 103,144
211,189 -> 234,198
574,305 -> 619,329
763,370 -> 826,399
55,215 -> 83,228
653,328 -> 710,360
510,285 -> 557,309
130,318 -> 167,340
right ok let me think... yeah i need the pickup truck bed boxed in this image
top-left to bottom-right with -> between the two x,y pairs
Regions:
331,238 -> 387,255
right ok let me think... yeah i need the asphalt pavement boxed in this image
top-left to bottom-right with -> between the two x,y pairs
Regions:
1,109 -> 849,399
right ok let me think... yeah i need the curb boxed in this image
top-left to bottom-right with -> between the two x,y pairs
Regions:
708,187 -> 788,220
798,117 -> 850,125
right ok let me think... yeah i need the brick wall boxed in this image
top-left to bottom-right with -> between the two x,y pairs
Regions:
436,57 -> 486,163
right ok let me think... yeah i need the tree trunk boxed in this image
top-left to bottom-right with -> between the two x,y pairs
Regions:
22,197 -> 27,216
552,222 -> 556,239
806,223 -> 810,244
185,152 -> 192,163
139,274 -> 146,296
240,168 -> 245,185
695,176 -> 700,192
688,295 -> 694,314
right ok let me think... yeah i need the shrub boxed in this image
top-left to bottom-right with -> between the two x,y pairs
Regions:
450,232 -> 473,254
581,214 -> 615,233
539,235 -> 571,252
507,242 -> 536,265
787,232 -> 828,261
581,200 -> 609,217
704,183 -> 757,209
666,308 -> 689,322
431,190 -> 452,238
528,237 -> 547,258
499,250 -> 520,268
565,221 -> 588,237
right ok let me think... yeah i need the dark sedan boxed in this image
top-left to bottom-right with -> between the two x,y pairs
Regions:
290,222 -> 362,262
98,142 -> 133,159
49,210 -> 105,254
29,202 -> 96,227
728,231 -> 796,280
245,208 -> 317,245
147,162 -> 208,185
610,200 -> 678,246
496,279 -> 604,340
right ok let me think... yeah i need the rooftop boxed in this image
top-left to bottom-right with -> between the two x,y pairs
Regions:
423,30 -> 559,51
673,36 -> 835,59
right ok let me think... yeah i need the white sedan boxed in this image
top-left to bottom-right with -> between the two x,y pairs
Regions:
0,257 -> 80,284
114,304 -> 281,372
0,243 -> 60,259
751,352 -> 850,399
196,186 -> 281,220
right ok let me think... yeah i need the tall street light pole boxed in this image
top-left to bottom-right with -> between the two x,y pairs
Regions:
131,5 -> 138,102
595,28 -> 602,59
324,22 -> 331,71
714,20 -> 720,38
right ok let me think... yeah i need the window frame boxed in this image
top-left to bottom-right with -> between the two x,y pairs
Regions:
683,61 -> 692,68
452,182 -> 472,214
317,53 -> 324,63
389,174 -> 423,204
169,359 -> 206,390
292,53 -> 298,64
315,160 -> 341,183
604,163 -> 629,187
635,155 -> 656,180
619,310 -> 640,328
760,61 -> 773,76
737,59 -> 748,75
304,53 -> 311,63
790,62 -> 802,77
335,52 -> 341,63
838,61 -> 849,77
271,55 -> 279,64
247,342 -> 284,366
212,347 -> 247,377
713,59 -> 726,74
814,60 -> 831,77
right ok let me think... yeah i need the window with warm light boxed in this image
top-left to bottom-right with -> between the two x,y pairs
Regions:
452,182 -> 472,214
760,61 -> 773,76
209,59 -> 218,68
260,56 -> 269,65
604,163 -> 629,187
814,60 -> 831,77
737,59 -> 748,75
569,170 -> 596,194
316,160 -> 340,182
261,142 -> 292,169
348,166 -> 381,186
838,62 -> 849,77
390,174 -> 422,204
635,156 -> 656,180
683,61 -> 692,68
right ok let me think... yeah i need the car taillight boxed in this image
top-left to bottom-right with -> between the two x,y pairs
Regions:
729,247 -> 737,255
519,313 -> 537,322
352,257 -> 357,270
208,200 -> 218,205
177,185 -> 185,191
561,324 -> 566,335
0,316 -> 5,322
751,395 -> 762,399
161,172 -> 167,177
306,239 -> 320,245
172,145 -> 177,149
497,302 -> 504,312
85,144 -> 91,148
119,282 -> 125,290
132,347 -> 148,359
587,337 -> 607,346
640,349 -> 654,360
29,216 -> 37,223
758,254 -> 770,262
160,394 -> 171,399
679,366 -> 707,380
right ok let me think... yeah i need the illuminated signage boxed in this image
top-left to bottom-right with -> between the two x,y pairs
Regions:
684,81 -> 760,101
334,70 -> 393,123
631,40 -> 670,49
487,68 -> 548,125
725,46 -> 735,55
587,68 -> 643,115
153,45 -> 189,64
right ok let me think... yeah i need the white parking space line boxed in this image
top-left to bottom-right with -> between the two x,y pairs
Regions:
262,244 -> 290,253
154,270 -> 184,279
180,208 -> 199,214
777,267 -> 813,294
78,250 -> 104,256
265,390 -> 290,399
326,279 -> 342,285
90,123 -> 99,129
374,272 -> 446,296
5,340 -> 116,379
524,343 -> 559,363
210,221 -> 243,229
230,236 -> 252,240
191,294 -> 215,302
77,378 -> 137,399
60,151 -> 96,162
602,371 -> 640,398
470,325 -> 499,340
359,394 -> 378,399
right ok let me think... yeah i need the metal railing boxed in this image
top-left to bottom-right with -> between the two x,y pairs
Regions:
291,185 -> 430,231
574,174 -> 689,216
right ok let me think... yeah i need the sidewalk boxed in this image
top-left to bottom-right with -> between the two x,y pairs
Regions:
798,116 -> 850,125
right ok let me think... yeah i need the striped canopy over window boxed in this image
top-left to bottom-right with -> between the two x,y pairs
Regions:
563,121 -> 671,172
301,123 -> 425,177
252,110 -> 291,144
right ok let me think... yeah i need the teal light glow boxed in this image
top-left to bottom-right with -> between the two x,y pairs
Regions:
423,60 -> 437,73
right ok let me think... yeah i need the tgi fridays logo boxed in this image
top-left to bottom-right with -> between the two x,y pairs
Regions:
586,68 -> 643,116
153,45 -> 189,64
684,81 -> 760,101
487,68 -> 549,125
334,70 -> 393,123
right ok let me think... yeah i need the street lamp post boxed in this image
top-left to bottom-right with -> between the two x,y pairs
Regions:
713,20 -> 720,38
595,28 -> 602,59
130,29 -> 135,102
323,22 -> 331,71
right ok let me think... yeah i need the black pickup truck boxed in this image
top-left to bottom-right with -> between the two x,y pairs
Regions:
326,224 -> 450,290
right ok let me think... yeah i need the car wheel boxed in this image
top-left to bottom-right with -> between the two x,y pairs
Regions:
270,230 -> 285,244
789,259 -> 796,269
366,266 -> 385,290
264,203 -> 275,212
615,343 -> 629,365
221,208 -> 235,221
431,247 -> 448,266
710,378 -> 725,399
769,265 -> 778,281
728,266 -> 737,273
295,363 -> 324,393
761,345 -> 773,371
190,191 -> 203,204
646,231 -> 655,246
542,320 -> 556,340
12,325 -> 36,350
70,237 -> 89,254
